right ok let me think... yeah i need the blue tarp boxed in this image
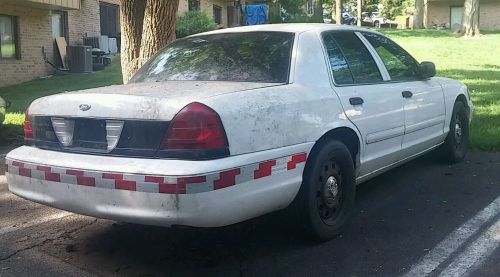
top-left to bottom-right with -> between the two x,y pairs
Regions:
246,4 -> 267,25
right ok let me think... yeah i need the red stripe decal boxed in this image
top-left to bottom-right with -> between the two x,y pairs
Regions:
45,172 -> 61,182
175,176 -> 206,194
19,168 -> 32,177
145,176 -> 164,183
37,166 -> 52,172
214,168 -> 241,190
254,160 -> 277,179
12,161 -> 24,167
77,176 -> 95,186
115,180 -> 136,191
67,169 -> 84,176
159,183 -> 180,194
103,173 -> 123,180
287,153 -> 307,170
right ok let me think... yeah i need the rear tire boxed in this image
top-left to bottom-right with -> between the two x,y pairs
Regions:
438,101 -> 469,163
292,140 -> 356,241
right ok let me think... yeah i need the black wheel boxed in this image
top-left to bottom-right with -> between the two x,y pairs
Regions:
438,101 -> 469,163
292,140 -> 356,241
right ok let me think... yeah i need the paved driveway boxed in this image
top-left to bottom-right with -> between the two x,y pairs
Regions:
1,151 -> 499,276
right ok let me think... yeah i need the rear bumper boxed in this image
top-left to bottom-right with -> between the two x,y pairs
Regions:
6,145 -> 311,227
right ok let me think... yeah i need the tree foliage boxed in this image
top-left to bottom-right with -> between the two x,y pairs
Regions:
176,11 -> 217,38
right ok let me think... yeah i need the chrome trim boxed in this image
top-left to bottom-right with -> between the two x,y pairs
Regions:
105,120 -> 124,152
51,117 -> 75,147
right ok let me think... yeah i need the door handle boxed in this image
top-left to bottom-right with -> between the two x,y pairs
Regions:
402,91 -> 413,98
349,97 -> 364,106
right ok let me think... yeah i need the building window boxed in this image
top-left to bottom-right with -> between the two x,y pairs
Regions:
306,0 -> 314,15
0,15 -> 18,59
213,5 -> 222,24
188,0 -> 200,11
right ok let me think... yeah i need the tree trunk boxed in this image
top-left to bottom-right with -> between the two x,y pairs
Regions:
413,0 -> 424,29
120,0 -> 146,84
457,0 -> 480,37
139,0 -> 179,66
335,0 -> 342,25
357,0 -> 362,26
313,0 -> 323,23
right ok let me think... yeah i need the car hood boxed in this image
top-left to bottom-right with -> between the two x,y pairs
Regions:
28,81 -> 283,120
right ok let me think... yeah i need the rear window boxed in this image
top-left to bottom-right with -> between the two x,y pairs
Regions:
131,32 -> 295,84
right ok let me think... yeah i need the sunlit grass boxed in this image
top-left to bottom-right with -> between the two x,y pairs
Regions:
383,29 -> 500,150
0,59 -> 123,145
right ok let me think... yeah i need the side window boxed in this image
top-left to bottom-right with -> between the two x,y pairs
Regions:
324,31 -> 383,84
322,33 -> 354,85
363,33 -> 421,81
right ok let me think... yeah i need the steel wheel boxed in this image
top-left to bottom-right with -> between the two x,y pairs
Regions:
316,160 -> 344,225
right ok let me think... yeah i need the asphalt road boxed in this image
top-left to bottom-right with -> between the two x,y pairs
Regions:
1,151 -> 500,277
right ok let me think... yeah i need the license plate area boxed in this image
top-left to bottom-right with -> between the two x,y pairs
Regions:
72,118 -> 108,151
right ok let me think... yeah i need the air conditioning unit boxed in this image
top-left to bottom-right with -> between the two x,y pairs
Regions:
67,45 -> 92,73
83,35 -> 110,53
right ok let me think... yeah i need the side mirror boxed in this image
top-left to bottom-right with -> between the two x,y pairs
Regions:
420,61 -> 436,78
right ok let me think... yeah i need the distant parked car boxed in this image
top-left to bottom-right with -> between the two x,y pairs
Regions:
361,12 -> 373,26
6,25 -> 472,240
371,12 -> 387,28
0,96 -> 7,125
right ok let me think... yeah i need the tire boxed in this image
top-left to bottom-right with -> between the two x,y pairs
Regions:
438,101 -> 469,163
292,140 -> 356,241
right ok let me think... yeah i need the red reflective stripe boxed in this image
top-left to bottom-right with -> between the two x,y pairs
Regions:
76,176 -> 95,186
287,153 -> 307,170
115,180 -> 136,191
12,161 -> 24,167
214,168 -> 241,190
45,172 -> 61,182
159,183 -> 180,194
102,173 -> 123,180
254,160 -> 276,179
145,176 -> 164,183
19,168 -> 31,177
37,166 -> 52,172
67,169 -> 84,176
177,176 -> 206,194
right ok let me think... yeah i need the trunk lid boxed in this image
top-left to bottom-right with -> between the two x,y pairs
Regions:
29,81 -> 281,120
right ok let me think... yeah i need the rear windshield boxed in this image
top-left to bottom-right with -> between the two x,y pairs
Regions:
130,32 -> 295,84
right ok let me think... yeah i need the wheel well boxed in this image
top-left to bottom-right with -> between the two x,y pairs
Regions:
456,94 -> 470,113
311,127 -> 360,169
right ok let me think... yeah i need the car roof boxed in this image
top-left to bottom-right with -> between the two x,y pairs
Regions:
190,23 -> 382,37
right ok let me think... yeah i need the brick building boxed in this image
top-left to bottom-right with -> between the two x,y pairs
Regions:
0,0 -> 256,87
0,0 -> 120,87
424,0 -> 500,31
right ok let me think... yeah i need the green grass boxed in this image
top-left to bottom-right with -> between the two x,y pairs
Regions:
0,59 -> 123,145
382,29 -> 500,150
0,30 -> 499,150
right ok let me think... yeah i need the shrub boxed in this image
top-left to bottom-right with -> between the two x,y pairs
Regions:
176,11 -> 217,38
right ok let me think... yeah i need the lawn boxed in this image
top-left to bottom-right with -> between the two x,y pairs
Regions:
383,29 -> 500,150
0,30 -> 499,150
0,59 -> 123,145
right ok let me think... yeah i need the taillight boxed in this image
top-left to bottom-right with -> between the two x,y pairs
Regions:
160,102 -> 229,159
24,110 -> 33,139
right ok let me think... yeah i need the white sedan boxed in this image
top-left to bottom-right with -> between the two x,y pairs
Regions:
5,24 -> 472,240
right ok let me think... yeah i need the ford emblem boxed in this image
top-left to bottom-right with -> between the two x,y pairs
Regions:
79,104 -> 91,111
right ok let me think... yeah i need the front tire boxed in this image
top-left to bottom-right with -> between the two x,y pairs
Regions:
293,140 -> 356,241
438,101 -> 469,163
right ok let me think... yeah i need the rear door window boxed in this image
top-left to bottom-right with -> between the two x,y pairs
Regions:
322,31 -> 383,85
